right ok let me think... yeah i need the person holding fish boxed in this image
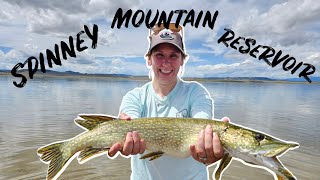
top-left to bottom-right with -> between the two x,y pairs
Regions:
108,23 -> 230,179
37,23 -> 299,180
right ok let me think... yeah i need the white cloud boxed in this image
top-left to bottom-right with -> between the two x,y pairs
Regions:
26,9 -> 84,36
98,29 -> 118,46
0,49 -> 26,69
184,58 -> 296,78
0,0 -> 319,79
197,59 -> 255,74
186,54 -> 206,63
0,1 -> 23,25
0,50 -> 4,63
231,0 -> 320,45
111,58 -> 125,66
1,0 -> 142,38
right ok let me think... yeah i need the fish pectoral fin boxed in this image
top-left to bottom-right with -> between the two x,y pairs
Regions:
149,154 -> 163,161
277,175 -> 285,180
270,157 -> 297,180
78,147 -> 110,164
140,151 -> 164,161
214,153 -> 232,180
75,114 -> 117,130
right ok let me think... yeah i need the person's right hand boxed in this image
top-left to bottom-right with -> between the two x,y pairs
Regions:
107,113 -> 146,157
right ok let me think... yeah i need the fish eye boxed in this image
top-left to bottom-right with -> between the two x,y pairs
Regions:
255,133 -> 265,142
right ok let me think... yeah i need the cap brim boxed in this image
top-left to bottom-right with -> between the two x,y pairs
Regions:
145,42 -> 187,57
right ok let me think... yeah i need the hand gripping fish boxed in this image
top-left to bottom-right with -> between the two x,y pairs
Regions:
37,114 -> 299,180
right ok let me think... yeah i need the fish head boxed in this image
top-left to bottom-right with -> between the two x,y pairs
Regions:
250,132 -> 299,180
221,125 -> 299,157
221,124 -> 299,180
251,132 -> 299,157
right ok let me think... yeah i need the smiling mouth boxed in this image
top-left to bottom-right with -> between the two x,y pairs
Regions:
159,69 -> 173,74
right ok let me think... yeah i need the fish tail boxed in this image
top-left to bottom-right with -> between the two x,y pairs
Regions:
37,141 -> 72,180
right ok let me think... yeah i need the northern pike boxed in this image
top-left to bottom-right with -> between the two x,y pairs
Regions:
37,114 -> 299,180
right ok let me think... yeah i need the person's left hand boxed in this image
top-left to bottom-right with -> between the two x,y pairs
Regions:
189,117 -> 230,165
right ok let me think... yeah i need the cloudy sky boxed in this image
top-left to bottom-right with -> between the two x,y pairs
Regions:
0,0 -> 319,80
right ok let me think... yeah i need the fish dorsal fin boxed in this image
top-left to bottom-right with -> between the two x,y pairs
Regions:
75,114 -> 117,130
214,153 -> 233,180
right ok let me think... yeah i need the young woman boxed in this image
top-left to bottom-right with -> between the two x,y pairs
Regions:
108,24 -> 230,180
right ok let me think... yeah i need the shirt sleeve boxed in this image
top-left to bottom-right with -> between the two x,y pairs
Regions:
119,89 -> 142,119
189,83 -> 214,119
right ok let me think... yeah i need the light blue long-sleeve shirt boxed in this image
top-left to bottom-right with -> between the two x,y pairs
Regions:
119,78 -> 214,180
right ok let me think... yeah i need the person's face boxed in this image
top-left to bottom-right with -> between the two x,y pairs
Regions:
148,43 -> 184,85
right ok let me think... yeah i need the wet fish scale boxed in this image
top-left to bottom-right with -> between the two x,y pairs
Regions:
37,115 -> 299,180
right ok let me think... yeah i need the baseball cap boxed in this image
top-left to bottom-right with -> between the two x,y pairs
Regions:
146,23 -> 188,57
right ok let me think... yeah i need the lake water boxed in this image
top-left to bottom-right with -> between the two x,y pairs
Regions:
1,76 -> 319,180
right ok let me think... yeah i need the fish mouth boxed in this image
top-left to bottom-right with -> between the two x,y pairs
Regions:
263,142 -> 299,157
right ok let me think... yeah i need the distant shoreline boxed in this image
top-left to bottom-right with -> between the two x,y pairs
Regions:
0,70 -> 318,84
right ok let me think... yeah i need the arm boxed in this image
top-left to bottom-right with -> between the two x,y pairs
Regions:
189,83 -> 214,119
190,117 -> 230,165
188,83 -> 230,165
107,91 -> 146,157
